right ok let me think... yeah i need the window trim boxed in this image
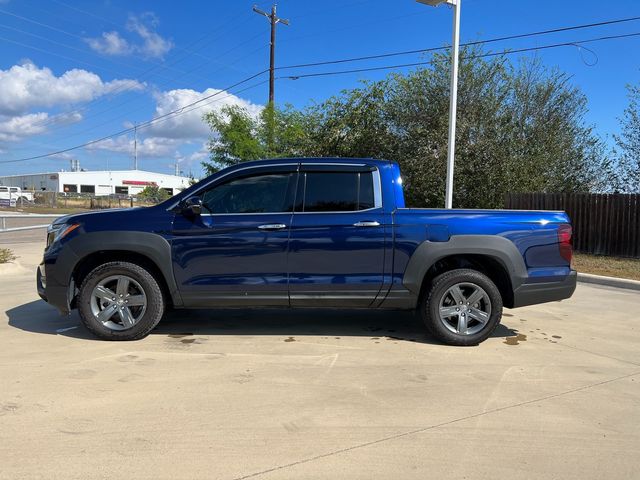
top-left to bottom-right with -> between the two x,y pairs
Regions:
166,163 -> 298,211
294,168 -> 382,214
199,170 -> 298,216
166,162 -> 383,213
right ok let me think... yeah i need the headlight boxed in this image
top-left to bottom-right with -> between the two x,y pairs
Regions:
47,223 -> 80,247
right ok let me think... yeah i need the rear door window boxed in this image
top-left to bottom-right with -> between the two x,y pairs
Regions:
297,171 -> 376,212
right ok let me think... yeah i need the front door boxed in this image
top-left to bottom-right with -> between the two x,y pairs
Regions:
287,165 -> 388,307
171,166 -> 298,306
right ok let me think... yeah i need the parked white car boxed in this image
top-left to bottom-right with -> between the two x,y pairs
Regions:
0,186 -> 34,206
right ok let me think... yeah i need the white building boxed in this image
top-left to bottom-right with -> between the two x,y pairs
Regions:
0,170 -> 192,197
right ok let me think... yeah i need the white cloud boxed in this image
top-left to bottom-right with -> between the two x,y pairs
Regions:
83,87 -> 260,162
185,145 -> 209,164
85,31 -> 131,56
0,62 -> 144,116
0,112 -> 47,142
0,111 -> 82,142
87,136 -> 181,158
85,12 -> 173,59
145,88 -> 262,140
126,13 -> 173,59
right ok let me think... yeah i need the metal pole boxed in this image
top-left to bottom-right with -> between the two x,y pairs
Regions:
269,5 -> 276,104
133,123 -> 138,170
444,0 -> 460,209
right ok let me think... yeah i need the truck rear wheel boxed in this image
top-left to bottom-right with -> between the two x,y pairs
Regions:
77,261 -> 164,341
420,268 -> 502,346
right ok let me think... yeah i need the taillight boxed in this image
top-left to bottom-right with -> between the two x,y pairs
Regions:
558,223 -> 573,264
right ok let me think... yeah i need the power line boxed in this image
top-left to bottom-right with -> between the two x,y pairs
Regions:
0,70 -> 269,164
0,5 -> 232,86
278,31 -> 640,80
49,0 -> 259,72
5,19 -> 640,164
11,11 -> 268,133
131,78 -> 271,132
28,13 -> 640,137
276,15 -> 640,71
29,28 -> 270,140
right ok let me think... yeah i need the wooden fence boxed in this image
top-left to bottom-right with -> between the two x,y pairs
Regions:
505,193 -> 640,258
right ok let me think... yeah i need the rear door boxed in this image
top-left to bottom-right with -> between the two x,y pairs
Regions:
287,164 -> 388,307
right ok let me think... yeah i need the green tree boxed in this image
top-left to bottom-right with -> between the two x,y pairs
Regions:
202,103 -> 308,174
615,85 -> 640,192
204,47 -> 614,208
137,185 -> 170,203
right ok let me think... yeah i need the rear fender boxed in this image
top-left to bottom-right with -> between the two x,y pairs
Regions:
402,235 -> 528,296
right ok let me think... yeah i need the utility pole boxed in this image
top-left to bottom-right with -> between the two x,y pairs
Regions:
133,123 -> 138,170
253,4 -> 289,105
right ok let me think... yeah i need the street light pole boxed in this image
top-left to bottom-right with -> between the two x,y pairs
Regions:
416,0 -> 461,209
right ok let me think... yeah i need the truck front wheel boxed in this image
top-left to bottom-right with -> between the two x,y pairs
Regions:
420,268 -> 503,346
77,261 -> 165,341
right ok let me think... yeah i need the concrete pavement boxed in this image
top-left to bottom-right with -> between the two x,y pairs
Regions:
0,236 -> 638,480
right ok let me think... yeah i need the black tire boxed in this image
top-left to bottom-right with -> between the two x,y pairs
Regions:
77,261 -> 164,341
420,268 -> 503,346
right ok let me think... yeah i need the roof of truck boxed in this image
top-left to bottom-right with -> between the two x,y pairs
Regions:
226,157 -> 394,168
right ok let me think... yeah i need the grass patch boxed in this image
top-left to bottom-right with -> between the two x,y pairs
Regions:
573,253 -> 640,281
0,248 -> 16,264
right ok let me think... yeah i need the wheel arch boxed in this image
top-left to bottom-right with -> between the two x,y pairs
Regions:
63,231 -> 182,309
403,235 -> 528,309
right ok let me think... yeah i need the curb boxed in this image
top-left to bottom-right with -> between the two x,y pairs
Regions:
577,272 -> 640,292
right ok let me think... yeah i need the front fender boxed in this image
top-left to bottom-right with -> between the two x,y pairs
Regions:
46,231 -> 182,312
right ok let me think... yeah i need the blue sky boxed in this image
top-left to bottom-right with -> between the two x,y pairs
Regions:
0,0 -> 638,177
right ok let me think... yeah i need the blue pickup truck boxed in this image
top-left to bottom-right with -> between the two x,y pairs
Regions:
38,158 -> 576,345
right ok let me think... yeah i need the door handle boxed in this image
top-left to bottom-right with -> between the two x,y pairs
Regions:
353,221 -> 381,227
258,223 -> 287,231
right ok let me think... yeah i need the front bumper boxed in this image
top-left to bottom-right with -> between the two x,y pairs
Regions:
36,263 -> 47,301
512,270 -> 577,308
37,261 -> 73,315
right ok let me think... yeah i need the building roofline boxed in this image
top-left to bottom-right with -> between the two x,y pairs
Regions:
0,170 -> 190,178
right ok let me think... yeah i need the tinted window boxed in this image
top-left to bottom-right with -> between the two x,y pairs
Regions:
80,185 -> 95,194
358,172 -> 375,210
202,173 -> 295,214
299,171 -> 376,212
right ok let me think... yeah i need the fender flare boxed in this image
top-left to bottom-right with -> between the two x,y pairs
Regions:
402,235 -> 528,295
53,231 -> 182,307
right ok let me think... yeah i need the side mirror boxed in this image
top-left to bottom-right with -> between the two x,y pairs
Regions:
183,196 -> 203,216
